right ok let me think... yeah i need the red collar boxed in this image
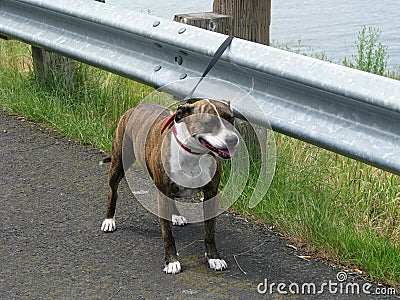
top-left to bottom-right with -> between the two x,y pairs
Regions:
161,113 -> 202,155
171,125 -> 202,155
160,113 -> 176,134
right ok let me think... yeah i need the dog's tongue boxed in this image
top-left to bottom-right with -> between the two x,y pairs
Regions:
199,137 -> 236,159
218,147 -> 236,159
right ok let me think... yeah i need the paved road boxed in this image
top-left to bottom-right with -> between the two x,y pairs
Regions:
0,110 -> 397,299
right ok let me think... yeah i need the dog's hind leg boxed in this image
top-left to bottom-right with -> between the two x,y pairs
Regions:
101,157 -> 124,232
101,110 -> 135,232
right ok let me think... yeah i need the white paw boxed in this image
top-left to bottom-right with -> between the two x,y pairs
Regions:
101,218 -> 116,232
163,261 -> 181,274
208,258 -> 227,271
172,215 -> 187,226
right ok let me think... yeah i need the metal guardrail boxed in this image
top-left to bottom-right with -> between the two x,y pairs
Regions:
1,0 -> 400,174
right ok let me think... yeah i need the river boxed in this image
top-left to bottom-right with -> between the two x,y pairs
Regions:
112,0 -> 399,68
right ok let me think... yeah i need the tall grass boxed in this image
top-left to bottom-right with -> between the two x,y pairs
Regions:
231,135 -> 399,286
0,29 -> 399,289
0,41 -> 152,151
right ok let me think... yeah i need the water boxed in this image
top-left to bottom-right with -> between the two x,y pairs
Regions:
271,1 -> 400,67
111,0 -> 399,67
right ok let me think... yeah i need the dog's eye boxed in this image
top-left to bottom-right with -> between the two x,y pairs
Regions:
227,115 -> 235,124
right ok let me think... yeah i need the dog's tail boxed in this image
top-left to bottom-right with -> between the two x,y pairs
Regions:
99,156 -> 111,166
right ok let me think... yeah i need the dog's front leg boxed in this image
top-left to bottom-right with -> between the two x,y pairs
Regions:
158,192 -> 180,274
203,192 -> 227,271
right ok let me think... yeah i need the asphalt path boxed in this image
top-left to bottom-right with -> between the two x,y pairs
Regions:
0,110 -> 397,299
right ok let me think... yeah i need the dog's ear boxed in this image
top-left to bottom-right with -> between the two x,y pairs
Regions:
175,104 -> 194,123
220,100 -> 231,107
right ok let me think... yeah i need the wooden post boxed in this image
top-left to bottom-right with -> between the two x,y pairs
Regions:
174,1 -> 270,44
213,0 -> 271,45
32,46 -> 77,88
174,12 -> 231,34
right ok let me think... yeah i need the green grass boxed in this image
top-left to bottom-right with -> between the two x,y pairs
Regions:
0,34 -> 399,289
230,136 -> 399,286
0,41 -> 153,151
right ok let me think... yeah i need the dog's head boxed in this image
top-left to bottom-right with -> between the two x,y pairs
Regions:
174,99 -> 239,159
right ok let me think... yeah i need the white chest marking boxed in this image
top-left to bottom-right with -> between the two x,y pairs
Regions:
168,139 -> 216,189
163,125 -> 217,189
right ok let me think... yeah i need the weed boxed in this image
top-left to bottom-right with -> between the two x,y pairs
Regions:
343,26 -> 388,76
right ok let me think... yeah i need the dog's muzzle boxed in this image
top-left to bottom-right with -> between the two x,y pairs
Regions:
198,133 -> 239,159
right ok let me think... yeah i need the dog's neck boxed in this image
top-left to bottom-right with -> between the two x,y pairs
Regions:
161,113 -> 209,155
166,121 -> 216,191
171,125 -> 201,155
171,121 -> 209,155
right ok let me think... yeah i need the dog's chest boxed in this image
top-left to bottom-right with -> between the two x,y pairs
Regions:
165,138 -> 217,194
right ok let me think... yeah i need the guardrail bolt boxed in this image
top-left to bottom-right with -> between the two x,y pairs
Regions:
153,21 -> 160,27
178,28 -> 186,34
154,65 -> 162,72
175,56 -> 183,65
179,73 -> 187,79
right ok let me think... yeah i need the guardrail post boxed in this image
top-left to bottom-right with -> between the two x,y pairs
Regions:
31,46 -> 77,88
213,0 -> 271,45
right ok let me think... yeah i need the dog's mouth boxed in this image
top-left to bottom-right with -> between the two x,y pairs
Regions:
198,137 -> 236,159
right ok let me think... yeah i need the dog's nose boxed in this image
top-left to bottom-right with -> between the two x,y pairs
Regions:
226,134 -> 239,148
